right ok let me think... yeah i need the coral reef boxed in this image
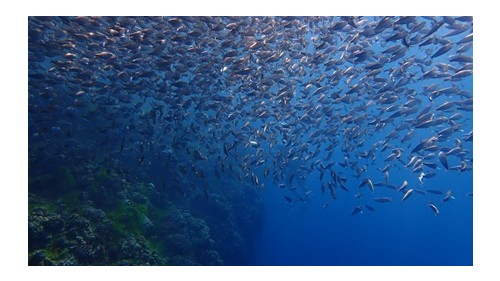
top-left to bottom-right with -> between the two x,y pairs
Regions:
28,163 -> 263,265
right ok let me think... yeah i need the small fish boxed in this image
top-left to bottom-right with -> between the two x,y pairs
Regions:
359,178 -> 375,192
438,151 -> 449,170
413,189 -> 427,195
364,204 -> 375,211
339,182 -> 349,192
405,156 -> 418,167
284,196 -> 293,203
367,178 -> 374,192
249,140 -> 259,147
428,202 -> 439,216
442,190 -> 455,202
351,205 -> 364,216
373,197 -> 392,203
422,20 -> 444,39
418,172 -> 425,185
423,162 -> 438,169
120,137 -> 125,153
431,43 -> 453,58
426,189 -> 444,195
402,189 -> 414,202
330,189 -> 337,200
449,69 -> 473,80
398,180 -> 408,191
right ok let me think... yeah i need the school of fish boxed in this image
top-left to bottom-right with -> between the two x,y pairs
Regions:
28,16 -> 473,217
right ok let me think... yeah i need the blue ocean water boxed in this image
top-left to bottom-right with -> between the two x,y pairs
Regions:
250,149 -> 472,265
28,16 -> 472,266
249,29 -> 473,265
249,23 -> 472,265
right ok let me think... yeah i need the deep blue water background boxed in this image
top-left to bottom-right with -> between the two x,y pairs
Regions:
249,77 -> 473,266
250,164 -> 472,265
247,25 -> 473,265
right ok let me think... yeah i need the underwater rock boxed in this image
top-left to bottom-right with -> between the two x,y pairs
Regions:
28,207 -> 64,252
28,178 -> 265,265
168,255 -> 199,266
189,184 -> 264,265
82,206 -> 106,221
130,191 -> 148,204
28,250 -> 54,266
115,191 -> 128,201
199,250 -> 223,266
142,215 -> 154,229
114,235 -> 164,265
165,233 -> 193,255
99,176 -> 125,193
28,249 -> 78,266
64,214 -> 104,264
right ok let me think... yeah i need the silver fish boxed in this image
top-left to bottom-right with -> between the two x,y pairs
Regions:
438,151 -> 449,170
402,189 -> 414,202
373,197 -> 392,203
428,202 -> 440,216
443,190 -> 455,202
